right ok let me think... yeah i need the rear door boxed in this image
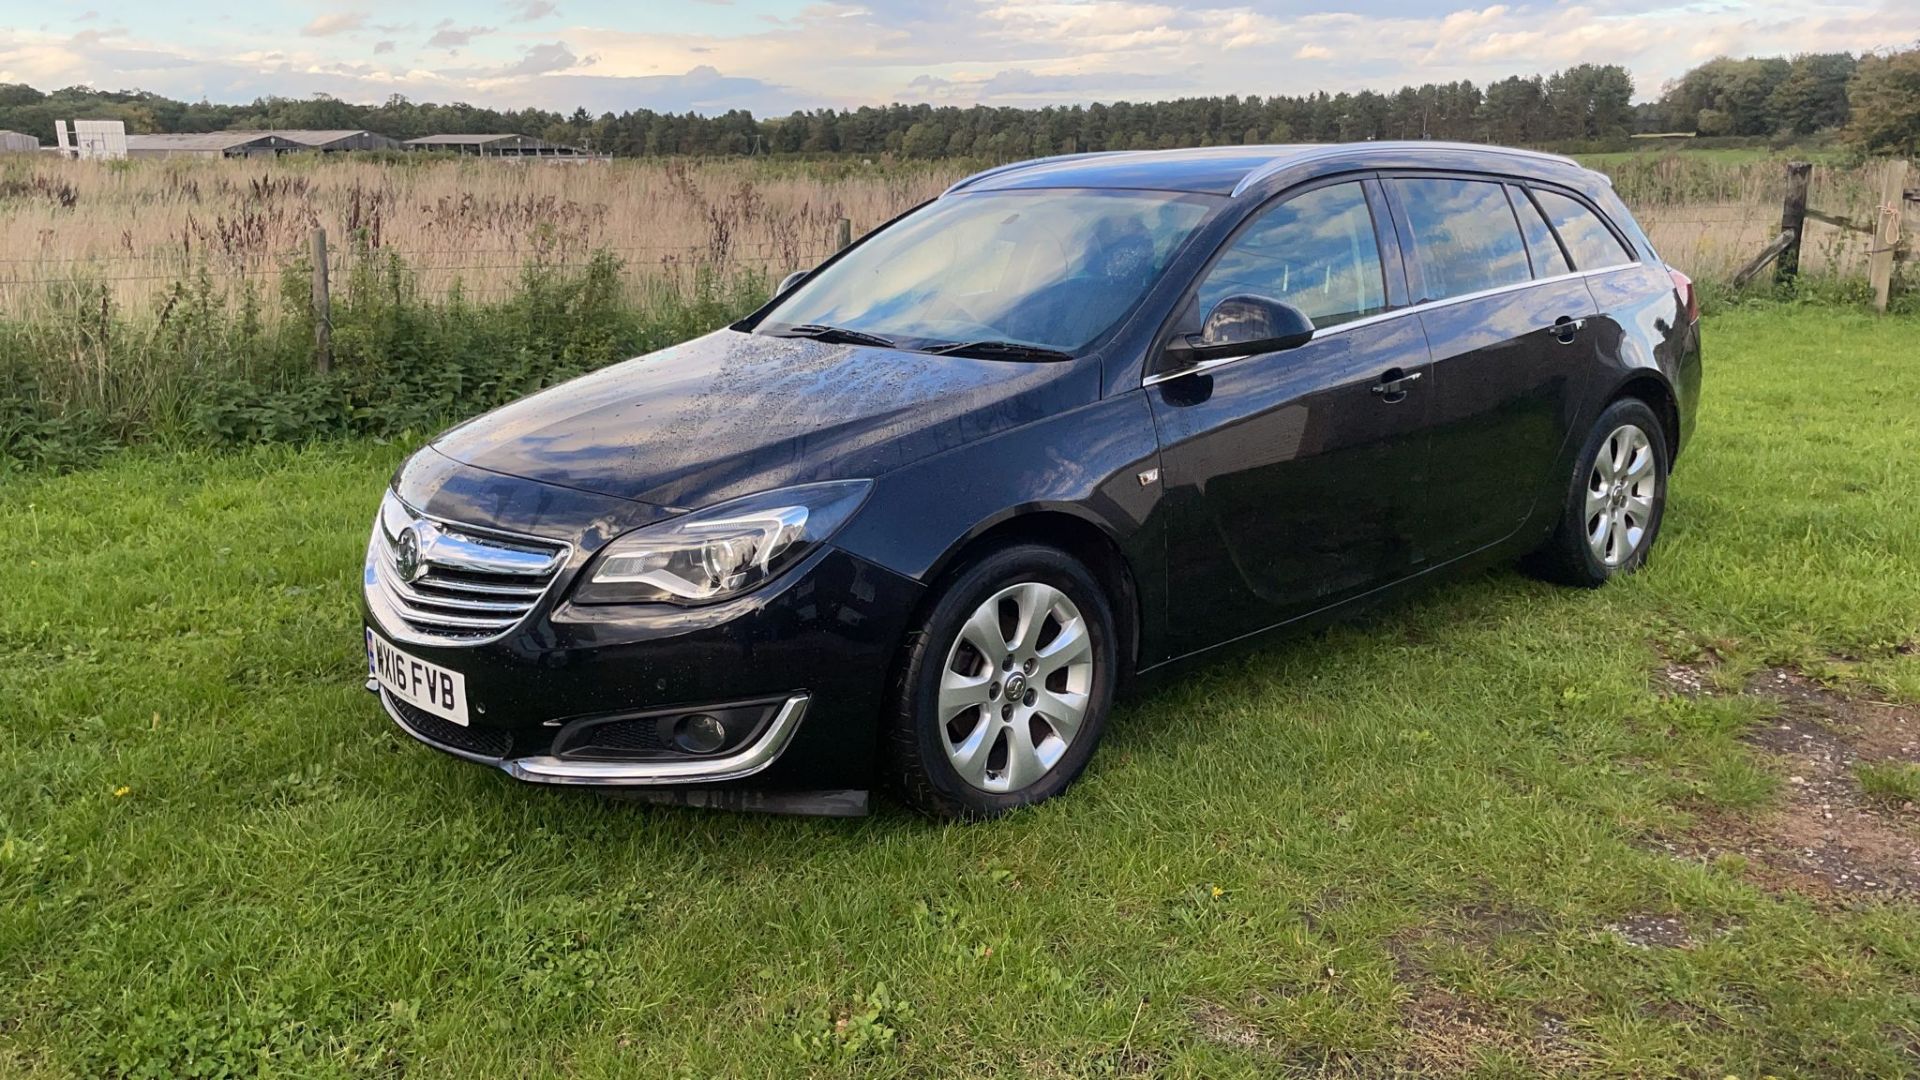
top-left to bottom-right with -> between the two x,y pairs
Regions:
1384,175 -> 1600,563
1149,178 -> 1436,656
1530,183 -> 1670,410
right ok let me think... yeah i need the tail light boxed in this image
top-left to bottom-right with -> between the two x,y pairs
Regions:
1667,266 -> 1698,323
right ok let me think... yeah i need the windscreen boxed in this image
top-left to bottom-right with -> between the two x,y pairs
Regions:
760,188 -> 1218,354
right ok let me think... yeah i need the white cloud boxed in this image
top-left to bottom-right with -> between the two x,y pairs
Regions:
508,1 -> 559,21
427,20 -> 493,49
300,11 -> 368,38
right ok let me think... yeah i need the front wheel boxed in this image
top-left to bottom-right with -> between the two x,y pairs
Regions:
1525,398 -> 1670,587
887,544 -> 1117,820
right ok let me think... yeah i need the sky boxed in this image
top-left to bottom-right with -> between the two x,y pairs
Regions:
1,0 -> 1917,116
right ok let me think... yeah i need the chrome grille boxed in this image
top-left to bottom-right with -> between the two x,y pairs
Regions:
364,490 -> 569,645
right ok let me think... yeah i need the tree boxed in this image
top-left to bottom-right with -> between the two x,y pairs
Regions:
1844,45 -> 1920,155
900,120 -> 946,158
1768,53 -> 1857,135
1658,56 -> 1790,135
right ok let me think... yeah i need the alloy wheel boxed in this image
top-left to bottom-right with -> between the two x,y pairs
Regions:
937,581 -> 1095,793
1585,423 -> 1657,567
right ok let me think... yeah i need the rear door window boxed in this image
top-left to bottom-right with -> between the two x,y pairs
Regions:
1197,181 -> 1387,330
1509,188 -> 1572,278
1532,189 -> 1636,270
1389,177 -> 1532,301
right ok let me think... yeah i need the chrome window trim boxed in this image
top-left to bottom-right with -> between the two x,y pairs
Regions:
363,489 -> 575,648
1141,264 -> 1630,388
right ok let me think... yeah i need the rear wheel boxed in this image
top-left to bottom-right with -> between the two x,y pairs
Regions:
1526,398 -> 1669,587
888,544 -> 1117,820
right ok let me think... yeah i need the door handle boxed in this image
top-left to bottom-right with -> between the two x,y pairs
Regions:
1549,316 -> 1586,344
1370,368 -> 1422,402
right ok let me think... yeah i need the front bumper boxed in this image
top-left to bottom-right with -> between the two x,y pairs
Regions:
363,542 -> 926,795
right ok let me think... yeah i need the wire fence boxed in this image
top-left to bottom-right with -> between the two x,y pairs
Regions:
0,161 -> 1909,320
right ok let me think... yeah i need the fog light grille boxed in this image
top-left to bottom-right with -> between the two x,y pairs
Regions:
551,700 -> 784,762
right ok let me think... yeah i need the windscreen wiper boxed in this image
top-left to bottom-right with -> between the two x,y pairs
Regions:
922,340 -> 1074,362
773,324 -> 897,349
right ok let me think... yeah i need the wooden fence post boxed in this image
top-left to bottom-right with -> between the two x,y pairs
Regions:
835,217 -> 853,251
1774,161 -> 1811,285
1869,160 -> 1909,313
311,227 -> 332,375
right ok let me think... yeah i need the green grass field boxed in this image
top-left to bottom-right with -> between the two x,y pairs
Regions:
3,306 -> 1919,1077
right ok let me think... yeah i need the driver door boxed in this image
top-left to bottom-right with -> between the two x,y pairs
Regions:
1147,179 -> 1438,657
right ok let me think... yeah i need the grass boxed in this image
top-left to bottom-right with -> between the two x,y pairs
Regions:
2,304 -> 1919,1077
1856,762 -> 1920,805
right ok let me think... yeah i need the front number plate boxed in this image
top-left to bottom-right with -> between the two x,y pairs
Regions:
367,629 -> 470,726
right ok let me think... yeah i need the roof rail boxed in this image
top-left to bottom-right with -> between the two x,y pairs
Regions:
1228,141 -> 1583,199
941,151 -> 1134,197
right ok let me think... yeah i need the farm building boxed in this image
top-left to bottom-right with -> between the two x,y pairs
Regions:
272,129 -> 403,152
403,134 -> 603,160
126,132 -> 306,159
0,130 -> 39,153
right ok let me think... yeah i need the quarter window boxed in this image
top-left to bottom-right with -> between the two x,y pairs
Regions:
1532,189 -> 1636,270
1509,188 -> 1572,278
1389,178 -> 1532,301
1196,182 -> 1386,330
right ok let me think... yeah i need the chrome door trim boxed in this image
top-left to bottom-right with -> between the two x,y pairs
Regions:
1141,264 -> 1629,389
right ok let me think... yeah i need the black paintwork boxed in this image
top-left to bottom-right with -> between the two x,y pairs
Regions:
368,142 -> 1702,801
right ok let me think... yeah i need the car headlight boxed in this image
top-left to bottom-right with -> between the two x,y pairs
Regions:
572,480 -> 871,606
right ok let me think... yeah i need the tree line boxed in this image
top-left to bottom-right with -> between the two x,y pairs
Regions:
1,46 -> 1916,160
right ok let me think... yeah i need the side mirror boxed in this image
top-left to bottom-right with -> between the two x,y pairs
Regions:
776,270 -> 809,295
1173,295 -> 1316,363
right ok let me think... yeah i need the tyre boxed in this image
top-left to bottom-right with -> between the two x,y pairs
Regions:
1525,398 -> 1669,587
887,543 -> 1118,820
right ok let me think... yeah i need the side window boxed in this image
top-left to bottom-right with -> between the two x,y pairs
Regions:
1509,187 -> 1571,278
1389,177 -> 1531,301
1532,189 -> 1636,270
1196,182 -> 1386,330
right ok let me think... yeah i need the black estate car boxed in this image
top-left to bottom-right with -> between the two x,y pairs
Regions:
364,142 -> 1702,818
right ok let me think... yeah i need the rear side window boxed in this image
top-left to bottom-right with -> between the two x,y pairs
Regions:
1532,189 -> 1636,270
1509,188 -> 1572,278
1196,182 -> 1387,330
1390,178 -> 1532,301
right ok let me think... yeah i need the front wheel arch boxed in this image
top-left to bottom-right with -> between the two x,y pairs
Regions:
915,509 -> 1142,676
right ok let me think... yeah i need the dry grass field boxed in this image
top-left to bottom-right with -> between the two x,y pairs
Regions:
0,156 -> 961,316
0,151 -> 1903,320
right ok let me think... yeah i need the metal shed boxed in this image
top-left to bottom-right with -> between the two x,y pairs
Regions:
272,130 -> 403,152
403,134 -> 602,160
0,130 -> 39,153
125,132 -> 305,159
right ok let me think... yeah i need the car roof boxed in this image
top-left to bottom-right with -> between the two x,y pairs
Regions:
945,142 -> 1590,199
